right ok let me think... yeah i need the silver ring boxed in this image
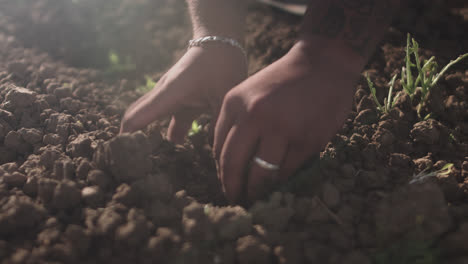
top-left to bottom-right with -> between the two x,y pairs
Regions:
253,156 -> 280,170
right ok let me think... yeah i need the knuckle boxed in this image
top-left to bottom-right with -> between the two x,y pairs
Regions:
244,96 -> 276,128
223,91 -> 241,110
248,96 -> 272,118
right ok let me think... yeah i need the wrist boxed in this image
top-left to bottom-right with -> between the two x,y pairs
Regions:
292,37 -> 367,75
281,39 -> 362,98
187,0 -> 247,42
189,36 -> 247,59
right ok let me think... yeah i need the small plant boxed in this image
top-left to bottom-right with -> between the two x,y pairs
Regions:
409,163 -> 453,184
136,75 -> 156,93
366,34 -> 467,118
188,120 -> 202,137
106,50 -> 136,74
366,73 -> 399,114
401,34 -> 467,118
109,50 -> 120,66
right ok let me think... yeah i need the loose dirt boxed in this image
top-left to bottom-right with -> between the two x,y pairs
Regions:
0,0 -> 467,263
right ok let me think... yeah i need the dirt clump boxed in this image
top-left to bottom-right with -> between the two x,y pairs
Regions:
0,195 -> 46,236
237,235 -> 271,264
375,182 -> 452,244
0,1 -> 467,263
94,131 -> 152,183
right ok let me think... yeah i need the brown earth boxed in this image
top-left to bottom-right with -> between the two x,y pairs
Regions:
0,1 -> 468,264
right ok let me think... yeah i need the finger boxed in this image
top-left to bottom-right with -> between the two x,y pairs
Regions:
278,144 -> 316,181
120,77 -> 190,134
125,75 -> 167,114
207,99 -> 223,145
120,76 -> 168,133
247,134 -> 288,201
120,93 -> 151,134
167,110 -> 199,144
213,94 -> 242,160
219,122 -> 259,203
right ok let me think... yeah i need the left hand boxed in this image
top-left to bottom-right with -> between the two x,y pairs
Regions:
213,41 -> 361,203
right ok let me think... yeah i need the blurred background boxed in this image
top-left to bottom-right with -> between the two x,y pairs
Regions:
0,0 -> 190,74
0,0 -> 466,81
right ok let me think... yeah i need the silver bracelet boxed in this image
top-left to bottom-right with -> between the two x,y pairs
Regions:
188,36 -> 247,58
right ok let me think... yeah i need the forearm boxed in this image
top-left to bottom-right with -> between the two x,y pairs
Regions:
299,0 -> 401,67
187,0 -> 249,42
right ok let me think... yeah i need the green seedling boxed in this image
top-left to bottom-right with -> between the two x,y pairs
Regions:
109,50 -> 120,66
401,34 -> 468,118
366,34 -> 467,118
409,163 -> 453,184
188,120 -> 202,137
423,113 -> 433,121
449,133 -> 457,143
366,73 -> 399,114
203,204 -> 213,215
106,50 -> 136,74
136,75 -> 156,93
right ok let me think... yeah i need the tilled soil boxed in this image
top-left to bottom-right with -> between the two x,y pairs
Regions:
0,1 -> 468,264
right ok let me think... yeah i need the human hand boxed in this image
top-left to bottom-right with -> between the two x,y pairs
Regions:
120,45 -> 247,143
213,41 -> 362,203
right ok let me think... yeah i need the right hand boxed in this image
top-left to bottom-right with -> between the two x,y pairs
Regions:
120,45 -> 247,143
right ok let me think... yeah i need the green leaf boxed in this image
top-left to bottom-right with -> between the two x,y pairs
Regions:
431,53 -> 468,87
387,74 -> 398,110
366,74 -> 383,112
136,75 -> 157,93
188,120 -> 202,137
423,113 -> 432,121
391,91 -> 401,108
449,133 -> 457,143
437,163 -> 453,175
405,33 -> 414,94
108,50 -> 120,66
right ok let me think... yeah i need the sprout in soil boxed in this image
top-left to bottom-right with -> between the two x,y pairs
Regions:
137,75 -> 156,93
401,33 -> 468,119
188,120 -> 202,137
367,33 -> 467,118
366,73 -> 399,114
106,50 -> 136,74
409,163 -> 454,184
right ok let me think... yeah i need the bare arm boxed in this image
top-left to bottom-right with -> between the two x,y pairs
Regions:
214,0 -> 403,203
300,0 -> 401,69
120,1 -> 249,136
187,0 -> 249,41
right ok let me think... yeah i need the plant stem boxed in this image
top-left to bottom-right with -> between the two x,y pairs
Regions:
431,53 -> 468,87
